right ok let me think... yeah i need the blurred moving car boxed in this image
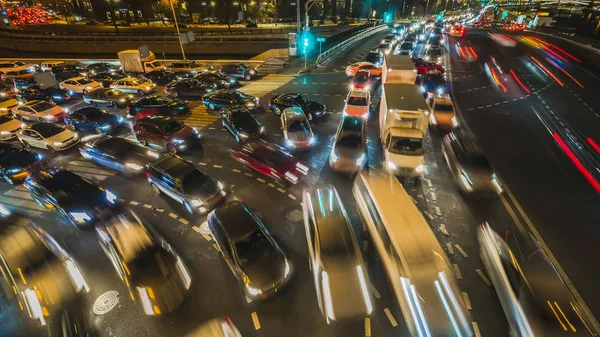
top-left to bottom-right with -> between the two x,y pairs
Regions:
127,96 -> 190,119
96,208 -> 192,315
0,82 -> 16,97
89,72 -> 126,88
18,122 -> 79,152
343,89 -> 371,119
231,140 -> 309,186
219,63 -> 258,81
377,42 -> 393,55
165,78 -> 217,98
12,100 -> 65,122
64,106 -> 122,134
169,60 -> 213,74
40,61 -> 64,72
80,136 -> 159,176
59,77 -> 102,95
147,155 -> 226,214
345,62 -> 382,77
16,87 -> 71,103
350,70 -> 373,91
398,41 -> 414,55
450,24 -> 466,37
442,129 -> 502,194
85,62 -> 121,75
208,200 -> 291,300
0,143 -> 44,184
424,48 -> 443,64
1,69 -> 31,83
83,88 -> 135,108
141,69 -> 178,86
329,117 -> 367,174
269,93 -> 325,120
0,114 -> 24,140
203,89 -> 259,111
184,317 -> 242,337
302,184 -> 372,323
0,95 -> 20,112
25,168 -> 117,226
220,106 -> 264,143
365,51 -> 384,67
281,107 -> 315,151
134,116 -> 200,154
420,70 -> 446,95
194,71 -> 239,89
425,92 -> 458,130
110,78 -> 156,95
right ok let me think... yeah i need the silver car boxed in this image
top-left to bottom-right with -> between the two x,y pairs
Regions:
302,184 -> 373,323
282,107 -> 314,151
329,116 -> 367,174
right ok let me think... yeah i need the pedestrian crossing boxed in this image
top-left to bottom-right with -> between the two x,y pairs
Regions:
239,74 -> 297,98
66,160 -> 117,183
180,105 -> 220,130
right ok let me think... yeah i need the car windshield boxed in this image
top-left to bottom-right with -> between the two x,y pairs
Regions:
31,101 -> 55,111
232,109 -> 256,124
336,134 -> 362,149
354,73 -> 369,83
347,96 -> 368,106
288,120 -> 310,133
163,120 -> 185,135
427,49 -> 442,57
34,123 -> 65,138
389,137 -> 424,155
235,229 -> 271,265
401,42 -> 413,49
77,79 -> 94,85
231,92 -> 247,101
0,115 -> 13,123
182,170 -> 209,194
463,152 -> 491,168
292,95 -> 308,105
436,103 -> 454,112
43,172 -> 100,208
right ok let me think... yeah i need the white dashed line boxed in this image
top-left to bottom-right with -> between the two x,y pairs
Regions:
472,322 -> 482,337
423,211 -> 434,220
129,201 -> 139,206
383,308 -> 398,327
143,204 -> 152,209
453,264 -> 462,280
365,318 -> 372,337
370,282 -> 381,299
169,213 -> 178,219
455,244 -> 469,258
251,312 -> 261,330
476,269 -> 492,286
439,224 -> 449,236
447,243 -> 454,255
179,218 -> 189,225
435,206 -> 442,216
202,234 -> 212,241
463,292 -> 472,310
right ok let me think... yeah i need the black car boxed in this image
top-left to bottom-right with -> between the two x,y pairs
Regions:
85,62 -> 121,75
0,82 -> 15,97
365,51 -> 384,67
16,87 -> 71,103
398,41 -> 414,55
208,200 -> 291,300
194,71 -> 238,89
13,76 -> 37,90
141,69 -> 178,86
64,106 -> 122,134
420,71 -> 446,95
169,60 -> 213,74
219,63 -> 258,81
80,136 -> 159,176
0,143 -> 45,184
202,89 -> 259,111
83,88 -> 135,108
126,95 -> 190,119
89,71 -> 126,88
220,106 -> 264,142
269,93 -> 326,120
147,155 -> 226,214
424,48 -> 443,64
245,20 -> 258,28
164,78 -> 217,98
51,65 -> 87,81
24,168 -> 118,226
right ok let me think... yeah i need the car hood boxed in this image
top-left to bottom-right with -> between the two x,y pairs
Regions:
236,119 -> 261,134
184,176 -> 221,198
47,129 -> 76,142
168,126 -> 195,140
344,105 -> 369,117
0,118 -> 22,131
302,101 -> 324,113
0,151 -> 37,171
241,246 -> 285,289
46,106 -> 65,116
0,99 -> 19,108
287,129 -> 313,142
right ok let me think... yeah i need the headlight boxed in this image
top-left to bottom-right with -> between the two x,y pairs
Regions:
147,150 -> 159,158
173,138 -> 185,144
330,150 -> 338,163
415,165 -> 424,173
259,126 -> 265,134
119,98 -> 126,102
105,189 -> 117,204
229,79 -> 236,83
437,87 -> 444,94
6,167 -> 22,174
356,153 -> 366,165
364,84 -> 371,90
191,199 -> 204,207
349,83 -> 354,90
137,287 -> 157,315
125,162 -> 144,171
424,56 -> 430,61
239,132 -> 248,139
0,131 -> 9,135
296,162 -> 309,174
118,116 -> 124,123
73,133 -> 78,139
309,136 -> 315,145
451,116 -> 458,127
45,114 -> 55,120
387,161 -> 397,170
249,70 -> 256,74
420,86 -> 426,93
247,285 -> 262,296
100,124 -> 111,130
86,86 -> 92,90
285,171 -> 298,183
145,86 -> 152,91
70,212 -> 91,224
193,127 -> 199,135
53,141 -> 63,146
65,260 -> 89,292
286,139 -> 294,148
217,181 -> 224,190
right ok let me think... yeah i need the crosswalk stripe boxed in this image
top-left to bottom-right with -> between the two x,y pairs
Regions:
0,195 -> 46,213
238,74 -> 296,98
4,189 -> 33,200
180,104 -> 220,129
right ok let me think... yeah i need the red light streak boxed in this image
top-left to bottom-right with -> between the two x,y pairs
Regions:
545,58 -> 584,88
490,67 -> 508,92
553,132 -> 600,194
458,46 -> 466,58
588,137 -> 600,155
468,46 -> 478,59
499,34 -> 517,44
548,44 -> 582,63
530,56 -> 564,86
509,70 -> 530,94
530,36 -> 549,46
544,47 -> 568,62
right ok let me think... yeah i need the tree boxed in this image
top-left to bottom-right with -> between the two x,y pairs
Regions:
260,1 -> 276,21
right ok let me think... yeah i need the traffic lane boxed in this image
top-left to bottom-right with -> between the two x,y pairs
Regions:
315,30 -> 389,73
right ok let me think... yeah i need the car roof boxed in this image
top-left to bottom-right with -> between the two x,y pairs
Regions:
348,89 -> 369,98
151,155 -> 196,177
73,106 -> 105,115
138,115 -> 173,125
67,77 -> 85,81
283,107 -> 305,120
212,201 -> 260,242
23,100 -> 43,106
433,96 -> 453,105
340,116 -> 365,132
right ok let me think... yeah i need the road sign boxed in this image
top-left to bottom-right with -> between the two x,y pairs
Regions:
181,31 -> 195,45
316,37 -> 325,42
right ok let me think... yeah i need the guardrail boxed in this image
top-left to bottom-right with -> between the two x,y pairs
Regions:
316,24 -> 388,65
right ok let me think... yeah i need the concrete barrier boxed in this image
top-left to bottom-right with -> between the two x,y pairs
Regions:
251,48 -> 289,61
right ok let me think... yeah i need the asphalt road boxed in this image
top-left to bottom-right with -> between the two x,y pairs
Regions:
1,26 -> 600,337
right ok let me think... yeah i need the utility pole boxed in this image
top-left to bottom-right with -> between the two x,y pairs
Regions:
424,0 -> 430,17
296,0 -> 301,32
106,0 -> 119,35
169,0 -> 186,60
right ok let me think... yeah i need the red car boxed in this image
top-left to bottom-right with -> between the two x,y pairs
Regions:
126,95 -> 190,120
350,70 -> 373,91
133,115 -> 200,155
231,140 -> 309,186
416,62 -> 445,75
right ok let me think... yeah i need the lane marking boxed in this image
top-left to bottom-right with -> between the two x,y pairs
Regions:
476,269 -> 492,286
198,162 -> 207,166
462,292 -> 472,310
169,213 -> 178,219
365,317 -> 371,337
257,178 -> 266,183
143,204 -> 152,209
129,201 -> 139,206
455,244 -> 469,258
155,208 -> 164,213
383,308 -> 398,327
472,322 -> 482,337
202,234 -> 212,241
453,264 -> 462,280
288,194 -> 297,200
435,206 -> 442,216
213,164 -> 223,169
276,188 -> 286,193
439,224 -> 449,236
268,183 -> 276,188
179,218 -> 189,225
370,283 -> 381,299
232,169 -> 241,173
213,243 -> 220,252
423,211 -> 434,220
244,173 -> 253,177
246,296 -> 253,304
409,196 -> 418,204
192,226 -> 200,233
447,243 -> 454,255
251,312 -> 261,330
430,192 -> 437,201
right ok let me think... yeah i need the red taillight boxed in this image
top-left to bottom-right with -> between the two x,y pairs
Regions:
165,86 -> 169,91
145,171 -> 150,178
126,107 -> 130,111
268,100 -> 272,106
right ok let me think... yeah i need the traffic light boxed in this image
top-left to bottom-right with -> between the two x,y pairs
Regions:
299,30 -> 315,56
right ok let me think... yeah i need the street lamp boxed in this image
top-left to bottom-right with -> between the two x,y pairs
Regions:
168,0 -> 186,60
106,0 -> 119,35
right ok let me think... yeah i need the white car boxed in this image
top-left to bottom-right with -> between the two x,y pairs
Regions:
0,114 -> 25,140
109,78 -> 156,95
343,89 -> 371,119
59,77 -> 102,95
0,96 -> 20,112
0,61 -> 28,75
12,100 -> 65,122
425,92 -> 457,129
41,61 -> 64,72
18,122 -> 79,152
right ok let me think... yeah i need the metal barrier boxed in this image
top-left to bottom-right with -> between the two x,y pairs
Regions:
316,25 -> 388,65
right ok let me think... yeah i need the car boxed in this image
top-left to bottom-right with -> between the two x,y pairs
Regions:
85,62 -> 121,75
202,89 -> 259,111
231,140 -> 308,186
13,61 -> 40,73
147,155 -> 226,214
24,168 -> 117,226
164,78 -> 217,98
0,143 -> 44,184
127,95 -> 190,119
0,114 -> 24,140
398,41 -> 414,55
442,129 -> 502,194
345,62 -> 382,77
0,61 -> 28,74
0,223 -> 89,327
377,42 -> 393,55
302,184 -> 372,323
0,96 -> 20,113
364,51 -> 384,67
420,71 -> 446,95
80,136 -> 159,175
89,71 -> 126,88
343,89 -> 371,119
64,106 -> 123,134
350,70 -> 373,91
268,93 -> 325,120
59,77 -> 102,95
40,61 -> 64,72
18,122 -> 79,152
425,92 -> 457,130
169,60 -> 213,74
13,75 -> 37,90
194,71 -> 239,89
424,48 -> 443,64
220,106 -> 264,143
281,107 -> 315,151
12,100 -> 65,122
133,115 -> 200,154
96,208 -> 192,315
83,88 -> 135,108
450,24 -> 465,36
208,200 -> 291,299
415,60 -> 445,75
383,34 -> 397,45
1,69 -> 31,83
329,116 -> 367,174
140,69 -> 177,86
0,82 -> 16,97
426,36 -> 442,50
219,63 -> 258,81
52,65 -> 87,81
109,77 -> 156,95
16,87 -> 71,103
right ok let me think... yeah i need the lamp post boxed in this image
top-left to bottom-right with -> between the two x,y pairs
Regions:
106,0 -> 119,35
169,0 -> 186,60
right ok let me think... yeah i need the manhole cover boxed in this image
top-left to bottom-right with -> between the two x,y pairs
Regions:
93,290 -> 119,315
287,209 -> 303,223
199,221 -> 211,235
